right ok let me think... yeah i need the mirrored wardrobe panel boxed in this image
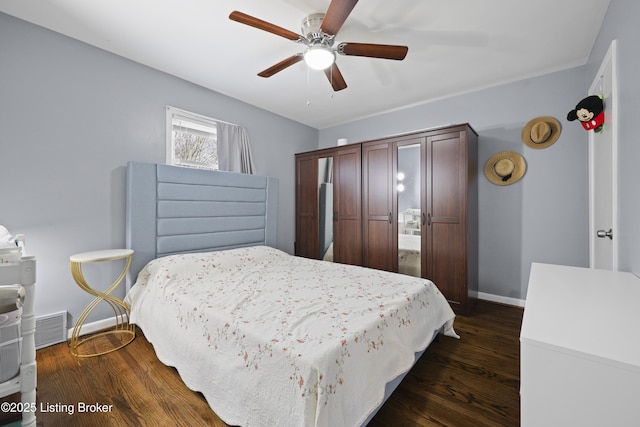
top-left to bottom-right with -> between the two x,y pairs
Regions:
396,142 -> 422,277
318,156 -> 334,261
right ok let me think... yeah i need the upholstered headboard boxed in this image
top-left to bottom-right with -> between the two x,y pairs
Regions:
125,161 -> 278,290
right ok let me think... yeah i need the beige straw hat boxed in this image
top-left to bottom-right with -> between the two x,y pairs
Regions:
484,151 -> 527,186
521,116 -> 561,149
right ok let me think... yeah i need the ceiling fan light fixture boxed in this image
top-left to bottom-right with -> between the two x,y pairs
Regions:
304,45 -> 335,70
230,5 -> 408,92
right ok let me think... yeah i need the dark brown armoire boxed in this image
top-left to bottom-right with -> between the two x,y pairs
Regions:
295,124 -> 477,314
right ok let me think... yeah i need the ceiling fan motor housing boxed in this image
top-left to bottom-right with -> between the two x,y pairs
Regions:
301,13 -> 333,46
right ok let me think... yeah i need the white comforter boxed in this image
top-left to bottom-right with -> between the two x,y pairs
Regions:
126,246 -> 457,427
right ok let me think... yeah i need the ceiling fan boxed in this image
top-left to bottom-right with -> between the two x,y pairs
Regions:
229,0 -> 408,91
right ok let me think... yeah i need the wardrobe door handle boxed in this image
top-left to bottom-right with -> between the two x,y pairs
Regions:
388,211 -> 392,224
427,213 -> 431,226
422,212 -> 426,226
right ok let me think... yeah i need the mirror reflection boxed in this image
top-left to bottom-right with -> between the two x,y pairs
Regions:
318,156 -> 334,261
397,144 -> 421,277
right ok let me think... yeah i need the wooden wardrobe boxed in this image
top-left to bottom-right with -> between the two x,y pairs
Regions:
295,124 -> 478,314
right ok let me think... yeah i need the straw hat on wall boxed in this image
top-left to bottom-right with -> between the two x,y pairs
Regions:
484,151 -> 527,186
521,116 -> 561,149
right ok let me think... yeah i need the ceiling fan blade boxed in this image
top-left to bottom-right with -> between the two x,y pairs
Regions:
229,11 -> 301,41
338,42 -> 408,60
258,54 -> 304,78
320,0 -> 359,36
324,63 -> 347,91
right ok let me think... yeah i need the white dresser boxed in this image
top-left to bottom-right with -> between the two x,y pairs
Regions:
520,263 -> 640,426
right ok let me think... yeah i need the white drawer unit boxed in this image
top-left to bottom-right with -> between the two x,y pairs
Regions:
520,263 -> 640,427
0,256 -> 36,427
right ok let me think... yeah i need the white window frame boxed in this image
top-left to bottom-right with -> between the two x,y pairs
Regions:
166,106 -> 219,170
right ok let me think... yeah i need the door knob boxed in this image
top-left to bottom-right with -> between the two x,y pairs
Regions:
596,229 -> 613,240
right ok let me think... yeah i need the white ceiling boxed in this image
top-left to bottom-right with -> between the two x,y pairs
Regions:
1,0 -> 611,129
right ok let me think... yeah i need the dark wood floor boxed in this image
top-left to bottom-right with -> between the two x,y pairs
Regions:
2,300 -> 522,427
369,300 -> 522,427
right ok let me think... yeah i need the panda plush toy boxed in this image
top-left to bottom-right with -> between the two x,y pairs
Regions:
567,95 -> 604,133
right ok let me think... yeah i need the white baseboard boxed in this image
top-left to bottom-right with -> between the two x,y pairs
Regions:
66,316 -> 121,340
476,292 -> 525,308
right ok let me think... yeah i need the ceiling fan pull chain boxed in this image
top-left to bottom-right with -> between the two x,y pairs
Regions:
329,67 -> 334,99
306,64 -> 311,106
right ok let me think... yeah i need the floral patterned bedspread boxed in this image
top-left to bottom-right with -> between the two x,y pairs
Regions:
126,246 -> 457,427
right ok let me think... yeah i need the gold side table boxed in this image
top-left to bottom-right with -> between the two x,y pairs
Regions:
70,249 -> 135,357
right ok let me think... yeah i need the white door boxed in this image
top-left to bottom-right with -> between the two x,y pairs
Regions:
589,40 -> 617,270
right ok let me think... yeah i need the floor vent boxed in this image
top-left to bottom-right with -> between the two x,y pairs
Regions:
35,311 -> 67,349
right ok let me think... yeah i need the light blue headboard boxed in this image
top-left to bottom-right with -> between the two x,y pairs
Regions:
125,161 -> 278,290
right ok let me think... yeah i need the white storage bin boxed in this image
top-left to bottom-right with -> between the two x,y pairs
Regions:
0,309 -> 21,339
0,335 -> 21,382
0,286 -> 24,383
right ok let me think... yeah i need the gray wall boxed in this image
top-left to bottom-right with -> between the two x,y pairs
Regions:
0,13 -> 317,324
587,0 -> 640,276
319,67 -> 591,302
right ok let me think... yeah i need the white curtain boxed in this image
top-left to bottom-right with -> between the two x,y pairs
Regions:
217,122 -> 256,174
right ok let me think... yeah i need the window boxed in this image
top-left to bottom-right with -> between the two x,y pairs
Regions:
166,106 -> 219,170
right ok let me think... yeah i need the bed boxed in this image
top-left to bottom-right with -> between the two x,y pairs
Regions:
398,233 -> 421,277
124,161 -> 457,427
323,234 -> 421,277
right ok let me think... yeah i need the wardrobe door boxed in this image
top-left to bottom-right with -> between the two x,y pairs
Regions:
362,141 -> 394,271
333,145 -> 362,265
295,153 -> 319,259
424,130 -> 467,310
